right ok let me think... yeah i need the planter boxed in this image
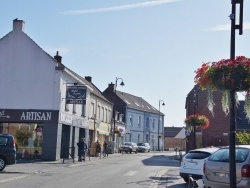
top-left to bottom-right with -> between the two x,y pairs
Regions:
212,66 -> 250,91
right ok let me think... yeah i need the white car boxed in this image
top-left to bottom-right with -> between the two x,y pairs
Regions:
179,147 -> 219,183
137,143 -> 150,152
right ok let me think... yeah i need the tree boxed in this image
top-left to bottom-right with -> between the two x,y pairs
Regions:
236,131 -> 250,144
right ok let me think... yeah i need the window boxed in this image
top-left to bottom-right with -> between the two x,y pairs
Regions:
65,102 -> 69,111
146,134 -> 149,142
0,137 -> 8,146
138,116 -> 141,127
73,104 -> 76,114
107,110 -> 111,123
146,117 -> 149,128
130,115 -> 133,127
152,119 -> 155,129
129,133 -> 132,142
91,102 -> 95,118
115,112 -> 118,121
98,105 -> 100,120
81,104 -> 86,117
119,114 -> 123,122
102,106 -> 105,121
105,108 -> 108,122
138,134 -> 140,143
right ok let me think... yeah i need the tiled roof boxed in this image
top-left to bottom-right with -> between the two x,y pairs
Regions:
164,127 -> 183,137
116,91 -> 164,115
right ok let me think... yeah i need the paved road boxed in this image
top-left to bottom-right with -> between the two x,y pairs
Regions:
0,151 -> 188,188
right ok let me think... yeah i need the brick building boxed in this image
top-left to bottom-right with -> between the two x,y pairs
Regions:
185,85 -> 230,151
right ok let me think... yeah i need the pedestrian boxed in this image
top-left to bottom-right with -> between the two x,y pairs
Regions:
103,141 -> 108,158
77,138 -> 88,162
95,140 -> 101,157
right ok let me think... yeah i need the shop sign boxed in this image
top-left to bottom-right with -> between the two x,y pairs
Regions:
66,86 -> 87,104
60,113 -> 73,124
0,109 -> 59,123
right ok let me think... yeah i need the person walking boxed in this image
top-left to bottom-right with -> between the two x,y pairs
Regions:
103,141 -> 108,158
77,138 -> 88,162
95,140 -> 101,157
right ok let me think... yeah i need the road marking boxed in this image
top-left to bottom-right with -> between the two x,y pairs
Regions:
123,171 -> 138,176
149,169 -> 167,188
0,174 -> 30,183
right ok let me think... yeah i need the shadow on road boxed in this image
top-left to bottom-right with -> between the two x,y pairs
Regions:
141,155 -> 180,167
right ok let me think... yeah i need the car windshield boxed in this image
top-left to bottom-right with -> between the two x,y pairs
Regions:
124,143 -> 132,146
137,143 -> 145,146
208,148 -> 249,162
185,151 -> 211,160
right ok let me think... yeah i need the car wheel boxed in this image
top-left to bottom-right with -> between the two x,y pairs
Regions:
130,149 -> 132,153
125,151 -> 128,153
135,150 -> 138,154
148,149 -> 150,152
0,157 -> 6,171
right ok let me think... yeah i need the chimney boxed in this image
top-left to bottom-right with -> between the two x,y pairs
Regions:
108,82 -> 115,92
13,19 -> 25,32
85,76 -> 92,83
54,51 -> 62,63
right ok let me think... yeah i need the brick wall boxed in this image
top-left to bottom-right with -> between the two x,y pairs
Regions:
186,86 -> 230,151
164,137 -> 186,150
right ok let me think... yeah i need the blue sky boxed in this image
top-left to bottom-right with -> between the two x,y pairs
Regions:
1,0 -> 250,127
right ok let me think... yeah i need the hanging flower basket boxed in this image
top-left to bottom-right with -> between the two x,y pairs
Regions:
194,56 -> 250,118
184,114 -> 210,130
114,128 -> 120,134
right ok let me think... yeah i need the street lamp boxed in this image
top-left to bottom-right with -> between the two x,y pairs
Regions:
113,77 -> 125,141
193,87 -> 199,149
158,100 -> 165,151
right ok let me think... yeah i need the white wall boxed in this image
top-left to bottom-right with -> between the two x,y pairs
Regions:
0,28 -> 61,110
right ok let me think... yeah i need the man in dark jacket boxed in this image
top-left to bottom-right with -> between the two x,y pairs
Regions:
77,138 -> 88,162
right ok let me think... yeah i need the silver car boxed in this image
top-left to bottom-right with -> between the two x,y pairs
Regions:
203,145 -> 250,188
137,143 -> 150,152
179,147 -> 219,183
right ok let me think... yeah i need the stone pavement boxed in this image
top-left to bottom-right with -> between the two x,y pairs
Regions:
16,152 -> 123,165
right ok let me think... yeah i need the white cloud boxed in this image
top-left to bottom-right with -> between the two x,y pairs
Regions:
61,0 -> 181,15
210,22 -> 250,31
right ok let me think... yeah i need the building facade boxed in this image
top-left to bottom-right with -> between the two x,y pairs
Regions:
103,83 -> 165,150
0,19 -> 112,160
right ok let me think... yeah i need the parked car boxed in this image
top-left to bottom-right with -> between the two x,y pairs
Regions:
137,142 -> 150,152
203,145 -> 250,188
0,134 -> 16,171
179,147 -> 219,183
119,142 -> 138,154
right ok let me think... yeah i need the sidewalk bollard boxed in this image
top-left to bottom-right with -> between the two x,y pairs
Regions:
188,175 -> 198,188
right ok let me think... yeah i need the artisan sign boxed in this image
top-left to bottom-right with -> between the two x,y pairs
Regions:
0,109 -> 59,123
66,86 -> 87,104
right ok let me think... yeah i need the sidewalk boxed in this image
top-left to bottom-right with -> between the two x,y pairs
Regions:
16,152 -> 123,165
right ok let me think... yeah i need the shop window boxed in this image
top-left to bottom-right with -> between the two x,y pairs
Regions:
0,123 -> 43,159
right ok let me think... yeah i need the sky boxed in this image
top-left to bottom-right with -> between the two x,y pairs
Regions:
1,0 -> 250,127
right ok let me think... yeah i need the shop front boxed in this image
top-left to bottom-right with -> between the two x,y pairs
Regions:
0,109 -> 59,160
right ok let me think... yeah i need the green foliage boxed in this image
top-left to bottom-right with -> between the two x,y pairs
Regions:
16,130 -> 32,146
236,131 -> 250,145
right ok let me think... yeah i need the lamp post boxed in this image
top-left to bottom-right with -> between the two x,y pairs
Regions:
229,1 -> 243,187
193,87 -> 199,149
158,100 -> 165,151
113,77 -> 125,142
